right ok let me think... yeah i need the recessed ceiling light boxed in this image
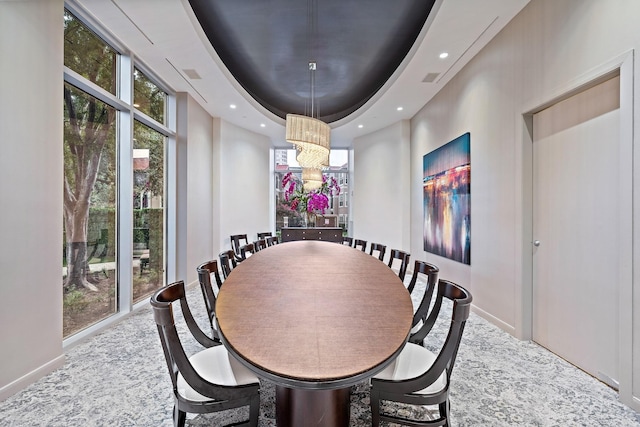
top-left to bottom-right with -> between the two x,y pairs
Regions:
358,124 -> 364,129
439,52 -> 449,59
229,104 -> 237,109
397,106 -> 403,111
260,123 -> 266,128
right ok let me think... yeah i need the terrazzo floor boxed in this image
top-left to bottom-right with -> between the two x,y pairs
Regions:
2,277 -> 639,426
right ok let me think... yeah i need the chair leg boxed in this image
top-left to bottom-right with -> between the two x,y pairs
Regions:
249,394 -> 260,427
173,405 -> 186,427
370,389 -> 380,427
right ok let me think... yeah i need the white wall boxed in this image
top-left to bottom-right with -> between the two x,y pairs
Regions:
218,121 -> 272,250
353,121 -> 411,253
0,0 -> 65,400
405,0 -> 640,408
176,93 -> 219,286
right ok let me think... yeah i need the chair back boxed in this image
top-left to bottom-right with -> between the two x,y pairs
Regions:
266,235 -> 279,246
405,280 -> 472,391
255,239 -> 267,251
369,242 -> 386,261
196,260 -> 223,342
407,260 -> 439,343
387,249 -> 410,282
219,249 -> 237,279
343,236 -> 353,247
152,280 -> 218,356
230,234 -> 248,258
353,239 -> 367,252
257,231 -> 272,240
240,242 -> 256,260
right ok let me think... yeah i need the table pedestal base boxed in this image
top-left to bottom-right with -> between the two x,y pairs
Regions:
275,385 -> 351,427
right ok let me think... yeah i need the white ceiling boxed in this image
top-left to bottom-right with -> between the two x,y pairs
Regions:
73,0 -> 530,148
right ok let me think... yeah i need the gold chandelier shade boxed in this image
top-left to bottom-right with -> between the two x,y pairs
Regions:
286,113 -> 330,169
302,167 -> 323,191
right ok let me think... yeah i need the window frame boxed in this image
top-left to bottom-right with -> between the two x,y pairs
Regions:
63,3 -> 176,347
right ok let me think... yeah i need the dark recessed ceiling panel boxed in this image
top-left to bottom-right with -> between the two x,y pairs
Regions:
188,0 -> 436,123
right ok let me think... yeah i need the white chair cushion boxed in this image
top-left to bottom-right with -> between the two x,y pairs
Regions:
176,346 -> 259,402
374,343 -> 446,395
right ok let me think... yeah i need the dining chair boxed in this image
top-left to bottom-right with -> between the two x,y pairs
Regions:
257,231 -> 272,240
196,260 -> 223,343
266,235 -> 279,246
406,260 -> 439,344
353,239 -> 367,252
254,239 -> 267,251
230,234 -> 248,260
387,249 -> 410,282
218,249 -> 237,279
151,281 -> 260,427
343,236 -> 353,247
240,242 -> 256,260
370,279 -> 472,427
369,242 -> 386,261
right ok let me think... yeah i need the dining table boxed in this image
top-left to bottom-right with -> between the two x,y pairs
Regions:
215,240 -> 413,427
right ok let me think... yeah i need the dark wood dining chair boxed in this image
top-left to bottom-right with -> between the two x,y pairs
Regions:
196,260 -> 223,343
387,249 -> 410,282
370,280 -> 472,427
151,281 -> 260,427
254,239 -> 267,251
266,235 -> 279,246
369,242 -> 386,261
218,250 -> 237,279
343,236 -> 353,247
239,242 -> 256,260
257,231 -> 272,240
230,234 -> 248,260
353,239 -> 367,252
406,260 -> 439,344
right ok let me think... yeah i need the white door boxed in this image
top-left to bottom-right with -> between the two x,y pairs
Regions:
532,76 -> 620,386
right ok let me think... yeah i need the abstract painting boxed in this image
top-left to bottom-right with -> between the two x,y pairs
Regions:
423,133 -> 470,265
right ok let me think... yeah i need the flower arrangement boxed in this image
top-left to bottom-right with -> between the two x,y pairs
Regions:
282,172 -> 340,218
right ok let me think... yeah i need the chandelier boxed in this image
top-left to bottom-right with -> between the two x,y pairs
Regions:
301,167 -> 323,191
285,2 -> 330,169
286,112 -> 330,170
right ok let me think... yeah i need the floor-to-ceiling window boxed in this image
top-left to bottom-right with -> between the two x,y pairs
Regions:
274,148 -> 350,234
63,8 -> 173,338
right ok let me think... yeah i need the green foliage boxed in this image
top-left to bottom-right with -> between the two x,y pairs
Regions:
64,10 -> 116,94
63,290 -> 89,314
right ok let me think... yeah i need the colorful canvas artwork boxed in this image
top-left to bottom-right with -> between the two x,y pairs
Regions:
423,133 -> 470,265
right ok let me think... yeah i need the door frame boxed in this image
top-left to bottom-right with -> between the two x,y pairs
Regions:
515,50 -> 635,408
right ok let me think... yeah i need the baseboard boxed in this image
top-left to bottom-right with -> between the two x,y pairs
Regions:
471,304 -> 516,336
0,354 -> 65,402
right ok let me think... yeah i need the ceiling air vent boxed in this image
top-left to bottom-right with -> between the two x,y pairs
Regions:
422,72 -> 440,83
183,69 -> 202,79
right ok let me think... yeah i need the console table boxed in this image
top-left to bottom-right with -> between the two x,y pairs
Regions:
280,227 -> 343,243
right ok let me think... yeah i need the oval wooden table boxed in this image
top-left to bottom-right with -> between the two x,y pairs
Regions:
216,240 -> 413,427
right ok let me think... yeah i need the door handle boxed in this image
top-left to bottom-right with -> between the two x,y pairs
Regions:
533,240 -> 541,247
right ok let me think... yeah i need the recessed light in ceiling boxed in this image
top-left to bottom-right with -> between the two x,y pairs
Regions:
230,104 -> 237,109
397,106 -> 403,111
358,124 -> 364,129
260,123 -> 266,128
439,52 -> 449,59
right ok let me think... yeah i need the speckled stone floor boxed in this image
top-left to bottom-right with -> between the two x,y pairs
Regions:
2,275 -> 639,427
